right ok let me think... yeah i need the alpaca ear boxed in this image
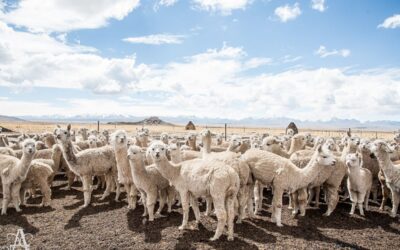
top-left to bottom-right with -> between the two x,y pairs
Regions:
67,124 -> 71,131
317,144 -> 323,153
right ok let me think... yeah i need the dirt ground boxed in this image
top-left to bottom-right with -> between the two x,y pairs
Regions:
1,177 -> 399,250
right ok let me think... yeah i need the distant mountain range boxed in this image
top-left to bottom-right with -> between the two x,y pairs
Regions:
0,115 -> 26,122
12,114 -> 400,131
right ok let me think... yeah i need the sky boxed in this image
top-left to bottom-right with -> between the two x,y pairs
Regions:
0,0 -> 399,122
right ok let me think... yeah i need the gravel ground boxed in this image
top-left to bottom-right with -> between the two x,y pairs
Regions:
0,177 -> 399,250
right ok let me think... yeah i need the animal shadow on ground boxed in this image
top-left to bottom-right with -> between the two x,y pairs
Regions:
64,197 -> 126,230
127,205 -> 182,243
0,212 -> 40,235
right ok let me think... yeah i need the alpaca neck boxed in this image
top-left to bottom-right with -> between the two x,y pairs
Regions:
171,152 -> 182,164
293,154 -> 321,190
288,140 -> 302,155
202,137 -> 211,158
60,139 -> 78,167
155,158 -> 181,183
376,151 -> 394,174
129,156 -> 147,175
18,152 -> 35,177
189,140 -> 196,151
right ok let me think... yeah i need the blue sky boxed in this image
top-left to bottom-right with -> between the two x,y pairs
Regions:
0,0 -> 399,121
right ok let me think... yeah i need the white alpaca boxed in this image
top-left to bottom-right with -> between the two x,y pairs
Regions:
0,147 -> 16,157
111,130 -> 138,209
149,141 -> 240,241
345,153 -> 372,216
127,145 -> 174,221
241,146 -> 336,226
20,160 -> 53,207
160,132 -> 169,145
262,136 -> 289,158
371,140 -> 400,217
0,139 -> 36,215
88,135 -> 98,148
185,132 -> 199,151
40,132 -> 56,148
78,128 -> 89,141
55,124 -> 119,207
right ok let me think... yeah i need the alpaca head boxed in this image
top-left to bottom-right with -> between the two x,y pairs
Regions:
286,128 -> 295,136
168,143 -> 181,158
394,133 -> 400,144
345,153 -> 361,169
228,135 -> 242,152
323,138 -> 336,151
137,128 -> 149,143
262,136 -> 280,151
148,141 -> 168,162
112,130 -> 127,148
22,139 -> 36,156
88,129 -> 98,137
127,145 -> 144,161
200,129 -> 212,145
358,139 -> 371,154
78,128 -> 88,135
35,141 -> 46,150
290,134 -> 307,149
370,140 -> 393,156
88,135 -> 98,148
160,132 -> 169,144
251,140 -> 261,149
314,145 -> 336,167
186,132 -> 197,143
55,124 -> 72,143
215,134 -> 224,145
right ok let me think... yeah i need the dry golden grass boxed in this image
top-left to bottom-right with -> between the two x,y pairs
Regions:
1,121 -> 396,140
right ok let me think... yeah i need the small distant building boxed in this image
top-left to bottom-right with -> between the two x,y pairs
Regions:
185,121 -> 196,130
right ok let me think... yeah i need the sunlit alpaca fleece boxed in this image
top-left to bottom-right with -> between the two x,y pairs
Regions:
371,140 -> 400,217
88,135 -> 98,148
262,136 -> 289,158
241,146 -> 336,226
345,153 -> 372,216
55,124 -> 119,207
0,147 -> 16,157
357,141 -> 380,202
149,140 -> 240,241
200,129 -> 254,223
20,160 -> 53,207
160,132 -> 169,145
0,139 -> 36,215
41,132 -> 56,148
111,130 -> 138,209
127,145 -> 175,221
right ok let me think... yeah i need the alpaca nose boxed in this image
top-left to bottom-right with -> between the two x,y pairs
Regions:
56,134 -> 61,139
332,159 -> 337,165
155,152 -> 160,157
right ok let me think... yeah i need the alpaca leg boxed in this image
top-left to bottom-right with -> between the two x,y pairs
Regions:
114,176 -> 121,202
349,190 -> 356,215
100,174 -> 112,200
210,196 -> 227,241
390,190 -> 399,218
287,191 -> 293,209
364,189 -> 370,211
307,188 -> 315,205
226,195 -> 236,241
357,192 -> 365,216
253,183 -> 261,214
39,178 -> 52,207
236,187 -> 246,224
128,184 -> 137,210
324,185 -> 339,216
67,171 -> 75,190
140,191 -> 148,217
297,188 -> 308,216
271,189 -> 284,227
314,186 -> 321,207
19,188 -> 26,206
247,183 -> 255,218
156,189 -> 167,216
179,191 -> 190,230
166,186 -> 175,213
11,183 -> 22,212
291,191 -> 299,216
1,183 -> 11,215
146,190 -> 157,221
205,196 -> 213,216
380,184 -> 389,211
190,195 -> 201,224
82,176 -> 92,207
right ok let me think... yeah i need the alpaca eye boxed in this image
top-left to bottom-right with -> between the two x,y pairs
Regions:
323,156 -> 327,159
162,148 -> 164,151
152,148 -> 155,151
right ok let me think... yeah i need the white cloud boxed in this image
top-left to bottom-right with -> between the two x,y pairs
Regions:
315,45 -> 350,58
158,0 -> 178,7
274,3 -> 301,22
123,34 -> 185,45
378,14 -> 400,29
311,0 -> 326,12
0,0 -> 140,33
192,0 -> 252,15
1,21 -> 400,121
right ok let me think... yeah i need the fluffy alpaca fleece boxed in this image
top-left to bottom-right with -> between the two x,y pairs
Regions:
371,140 -> 400,217
169,143 -> 182,164
200,129 -> 254,223
55,124 -> 119,207
241,146 -> 336,226
136,128 -> 150,147
358,141 -> 380,202
78,128 -> 88,141
0,135 -> 9,147
41,132 -> 56,148
20,160 -> 53,207
287,134 -> 308,155
160,132 -> 169,145
345,153 -> 372,216
0,147 -> 16,157
185,132 -> 199,151
0,139 -> 36,215
36,144 -> 63,185
111,130 -> 138,209
290,146 -> 347,216
149,140 -> 240,241
88,135 -> 98,149
127,145 -> 175,221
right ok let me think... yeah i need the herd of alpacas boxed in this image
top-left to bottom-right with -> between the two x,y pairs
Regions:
0,125 -> 400,241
